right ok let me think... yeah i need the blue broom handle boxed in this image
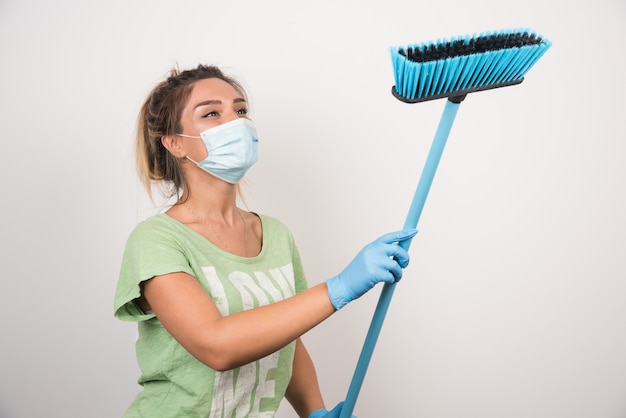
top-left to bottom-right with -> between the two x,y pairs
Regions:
340,99 -> 461,418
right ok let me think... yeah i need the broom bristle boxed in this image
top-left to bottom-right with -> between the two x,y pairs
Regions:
391,28 -> 552,103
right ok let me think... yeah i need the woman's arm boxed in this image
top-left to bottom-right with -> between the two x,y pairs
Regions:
141,272 -> 336,371
285,338 -> 325,417
141,229 -> 415,372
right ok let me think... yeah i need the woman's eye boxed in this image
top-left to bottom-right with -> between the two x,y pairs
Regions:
236,108 -> 248,115
202,110 -> 219,118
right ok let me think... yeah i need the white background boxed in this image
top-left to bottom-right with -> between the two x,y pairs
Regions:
1,1 -> 625,417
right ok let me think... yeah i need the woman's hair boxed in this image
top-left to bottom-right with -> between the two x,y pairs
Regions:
136,64 -> 248,200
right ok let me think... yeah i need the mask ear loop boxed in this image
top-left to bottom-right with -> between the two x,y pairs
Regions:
176,133 -> 204,165
185,156 -> 201,165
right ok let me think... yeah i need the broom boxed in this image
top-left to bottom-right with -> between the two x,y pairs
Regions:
340,28 -> 552,418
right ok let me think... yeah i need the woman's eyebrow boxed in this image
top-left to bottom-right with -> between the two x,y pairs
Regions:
193,97 -> 246,110
194,99 -> 221,109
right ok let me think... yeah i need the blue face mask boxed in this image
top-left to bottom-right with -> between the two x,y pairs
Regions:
180,118 -> 259,184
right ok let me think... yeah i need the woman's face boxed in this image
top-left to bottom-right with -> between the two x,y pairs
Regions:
178,77 -> 249,162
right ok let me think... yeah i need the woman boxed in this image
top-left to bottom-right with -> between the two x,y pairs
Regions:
114,64 -> 417,418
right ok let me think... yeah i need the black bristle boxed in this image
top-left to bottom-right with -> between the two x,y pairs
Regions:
401,31 -> 544,64
406,46 -> 414,61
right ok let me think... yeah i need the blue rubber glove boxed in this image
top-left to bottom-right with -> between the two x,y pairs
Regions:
326,229 -> 417,310
309,401 -> 356,418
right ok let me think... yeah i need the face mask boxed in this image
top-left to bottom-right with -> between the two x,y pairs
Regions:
180,118 -> 259,184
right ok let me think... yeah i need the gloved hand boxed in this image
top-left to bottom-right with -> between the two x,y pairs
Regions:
326,229 -> 417,310
308,401 -> 356,418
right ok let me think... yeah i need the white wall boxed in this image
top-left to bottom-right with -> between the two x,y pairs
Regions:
1,0 -> 624,417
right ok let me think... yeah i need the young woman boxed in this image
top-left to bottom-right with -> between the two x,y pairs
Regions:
114,64 -> 417,418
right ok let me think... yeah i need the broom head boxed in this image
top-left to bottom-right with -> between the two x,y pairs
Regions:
391,28 -> 552,103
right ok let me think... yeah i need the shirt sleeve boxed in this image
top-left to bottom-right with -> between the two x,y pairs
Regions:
113,217 -> 194,322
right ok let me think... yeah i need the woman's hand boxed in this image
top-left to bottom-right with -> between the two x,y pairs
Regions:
326,229 -> 417,310
308,402 -> 356,418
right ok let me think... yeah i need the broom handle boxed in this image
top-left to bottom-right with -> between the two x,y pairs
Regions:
340,99 -> 462,418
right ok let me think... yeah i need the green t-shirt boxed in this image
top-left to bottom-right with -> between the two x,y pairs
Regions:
114,213 -> 308,418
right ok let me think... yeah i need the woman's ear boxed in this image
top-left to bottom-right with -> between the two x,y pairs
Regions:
161,135 -> 186,159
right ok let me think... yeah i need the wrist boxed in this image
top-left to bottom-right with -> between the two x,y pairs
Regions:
326,275 -> 348,310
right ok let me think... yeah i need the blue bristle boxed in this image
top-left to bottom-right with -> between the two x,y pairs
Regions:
391,28 -> 551,102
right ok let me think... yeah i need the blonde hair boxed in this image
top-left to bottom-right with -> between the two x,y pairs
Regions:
135,64 -> 248,201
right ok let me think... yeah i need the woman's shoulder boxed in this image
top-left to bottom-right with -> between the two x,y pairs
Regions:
131,213 -> 172,229
127,213 -> 180,241
255,213 -> 292,234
